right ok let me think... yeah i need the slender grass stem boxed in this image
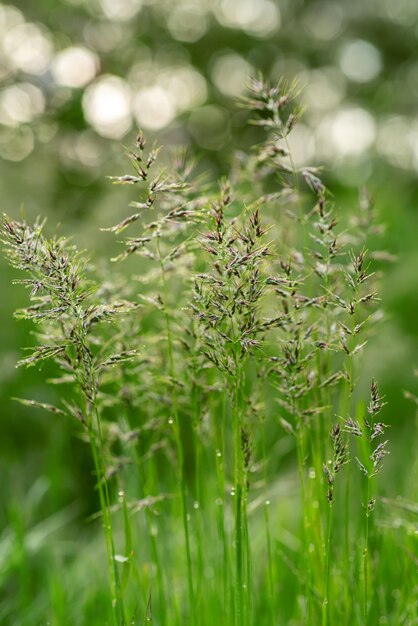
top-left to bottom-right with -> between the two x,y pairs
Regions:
193,409 -> 204,617
363,383 -> 376,626
215,387 -> 230,621
124,389 -> 167,625
232,363 -> 245,626
157,236 -> 195,625
146,453 -> 169,622
363,476 -> 371,626
87,411 -> 124,625
344,312 -> 356,625
322,503 -> 333,626
261,419 -> 275,624
244,509 -> 253,626
77,319 -> 125,625
294,419 -> 313,626
344,463 -> 351,624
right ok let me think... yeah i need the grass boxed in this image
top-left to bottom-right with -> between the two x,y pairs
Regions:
1,78 -> 417,625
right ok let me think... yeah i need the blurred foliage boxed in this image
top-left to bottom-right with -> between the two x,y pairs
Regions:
0,0 -> 418,621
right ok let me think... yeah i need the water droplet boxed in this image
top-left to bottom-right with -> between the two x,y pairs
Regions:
114,554 -> 129,563
265,499 -> 270,506
309,468 -> 316,479
313,500 -> 319,509
168,418 -> 174,425
215,497 -> 223,506
193,501 -> 199,510
230,488 -> 235,496
216,450 -> 222,458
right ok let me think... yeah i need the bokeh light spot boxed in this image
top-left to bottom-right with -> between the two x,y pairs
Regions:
302,2 -> 344,41
133,86 -> 175,131
384,0 -> 418,26
211,53 -> 253,97
0,125 -> 34,161
83,75 -> 132,138
167,6 -> 209,42
59,131 -> 102,169
0,83 -> 45,126
83,21 -> 126,53
0,4 -> 24,32
99,0 -> 143,21
376,116 -> 413,169
130,64 -> 206,130
215,0 -> 280,37
164,66 -> 207,112
331,108 -> 376,156
3,22 -> 53,75
52,47 -> 99,88
301,68 -> 346,112
285,123 -> 315,167
339,40 -> 382,83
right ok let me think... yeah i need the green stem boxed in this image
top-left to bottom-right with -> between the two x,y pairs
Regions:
193,402 -> 204,617
124,391 -> 167,625
322,503 -> 333,626
68,302 -> 125,624
215,387 -> 230,621
244,507 -> 253,626
87,410 -> 125,625
261,420 -> 275,624
345,313 -> 356,625
363,394 -> 374,626
295,420 -> 313,626
344,464 -> 351,625
157,237 -> 195,625
233,364 -> 245,626
364,478 -> 370,626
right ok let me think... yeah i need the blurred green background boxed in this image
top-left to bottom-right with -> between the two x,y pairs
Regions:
0,0 -> 417,621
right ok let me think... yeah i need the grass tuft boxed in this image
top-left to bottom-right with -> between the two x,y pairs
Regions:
1,77 -> 408,626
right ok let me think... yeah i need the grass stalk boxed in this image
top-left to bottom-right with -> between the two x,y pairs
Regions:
232,363 -> 245,626
157,235 -> 195,624
294,420 -> 313,625
344,316 -> 356,625
261,419 -> 275,624
215,387 -> 230,621
322,502 -> 333,626
344,463 -> 351,624
363,447 -> 372,626
74,311 -> 126,625
125,404 -> 168,624
87,408 -> 125,625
